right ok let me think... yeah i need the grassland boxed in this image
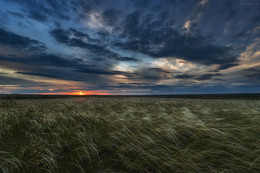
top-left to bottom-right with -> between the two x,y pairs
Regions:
0,96 -> 260,173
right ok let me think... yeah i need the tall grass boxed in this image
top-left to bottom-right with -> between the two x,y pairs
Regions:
0,97 -> 259,173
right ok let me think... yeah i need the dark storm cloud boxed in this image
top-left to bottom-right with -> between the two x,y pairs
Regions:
202,0 -> 260,44
69,28 -> 90,38
0,75 -> 45,86
0,53 -> 82,68
50,28 -> 139,62
97,31 -> 110,38
27,9 -> 49,22
122,10 -> 141,38
175,74 -> 194,79
50,28 -> 105,51
101,8 -> 120,26
0,53 -> 116,84
0,28 -> 133,84
122,68 -> 172,81
0,28 -> 92,81
76,67 -> 136,78
53,0 -> 256,70
175,73 -> 222,81
16,72 -> 60,78
50,28 -> 94,43
244,67 -> 260,81
117,10 -> 239,69
117,82 -> 151,86
217,63 -> 239,71
89,83 -> 195,92
115,56 -> 139,62
247,72 -> 260,81
75,68 -> 117,75
0,28 -> 45,50
50,28 -> 70,43
85,82 -> 260,95
15,69 -> 101,82
195,74 -> 222,80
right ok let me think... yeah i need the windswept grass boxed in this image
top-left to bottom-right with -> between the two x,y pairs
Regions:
0,97 -> 259,173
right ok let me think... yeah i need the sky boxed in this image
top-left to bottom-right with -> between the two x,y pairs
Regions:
0,0 -> 260,95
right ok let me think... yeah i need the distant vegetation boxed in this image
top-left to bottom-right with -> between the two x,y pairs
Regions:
0,97 -> 259,172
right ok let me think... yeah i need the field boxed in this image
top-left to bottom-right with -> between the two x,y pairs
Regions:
0,96 -> 260,173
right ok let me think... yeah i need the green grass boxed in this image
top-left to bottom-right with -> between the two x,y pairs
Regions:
0,97 -> 259,173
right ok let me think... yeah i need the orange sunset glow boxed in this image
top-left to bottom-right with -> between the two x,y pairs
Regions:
72,91 -> 98,95
39,90 -> 110,95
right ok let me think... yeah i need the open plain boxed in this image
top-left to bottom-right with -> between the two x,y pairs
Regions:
0,96 -> 260,173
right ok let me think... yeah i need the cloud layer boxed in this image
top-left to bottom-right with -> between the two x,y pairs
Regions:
0,0 -> 260,94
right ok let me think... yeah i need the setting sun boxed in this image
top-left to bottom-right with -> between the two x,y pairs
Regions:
78,91 -> 85,95
71,91 -> 87,95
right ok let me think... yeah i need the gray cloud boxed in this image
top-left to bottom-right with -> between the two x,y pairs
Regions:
0,28 -> 46,51
101,8 -> 120,26
0,75 -> 46,86
175,73 -> 222,81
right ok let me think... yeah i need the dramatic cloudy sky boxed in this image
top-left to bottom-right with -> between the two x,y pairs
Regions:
0,0 -> 260,94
